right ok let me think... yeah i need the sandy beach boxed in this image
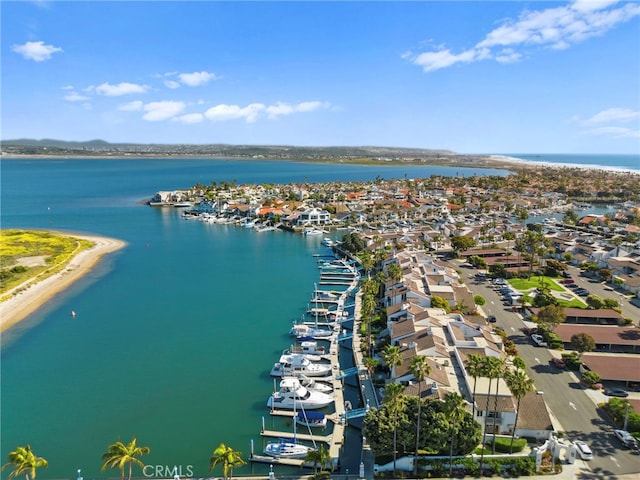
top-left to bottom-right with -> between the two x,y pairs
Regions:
0,233 -> 126,333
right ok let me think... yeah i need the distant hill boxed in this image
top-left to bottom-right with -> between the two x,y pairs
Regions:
0,138 -> 458,160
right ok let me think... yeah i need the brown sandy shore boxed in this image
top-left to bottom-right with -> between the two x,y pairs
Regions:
0,233 -> 126,333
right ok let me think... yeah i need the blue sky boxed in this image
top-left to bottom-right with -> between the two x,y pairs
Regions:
2,0 -> 639,154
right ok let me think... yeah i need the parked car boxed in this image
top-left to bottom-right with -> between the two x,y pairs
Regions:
613,429 -> 638,449
562,271 -> 572,278
576,289 -> 590,296
574,440 -> 593,460
551,357 -> 566,369
560,278 -> 575,284
605,387 -> 629,398
568,283 -> 580,289
487,314 -> 497,323
531,334 -> 548,347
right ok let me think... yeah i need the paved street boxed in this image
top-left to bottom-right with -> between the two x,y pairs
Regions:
458,262 -> 640,476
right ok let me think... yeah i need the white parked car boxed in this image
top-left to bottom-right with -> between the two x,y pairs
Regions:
574,440 -> 593,460
531,334 -> 548,347
614,429 -> 639,449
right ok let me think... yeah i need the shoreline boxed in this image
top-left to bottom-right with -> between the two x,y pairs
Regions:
0,233 -> 126,333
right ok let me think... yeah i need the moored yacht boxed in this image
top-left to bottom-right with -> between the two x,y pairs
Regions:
270,353 -> 332,377
267,377 -> 334,410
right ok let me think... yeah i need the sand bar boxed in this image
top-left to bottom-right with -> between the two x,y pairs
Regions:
0,233 -> 126,332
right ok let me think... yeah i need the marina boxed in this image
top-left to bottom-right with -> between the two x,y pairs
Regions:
250,249 -> 362,469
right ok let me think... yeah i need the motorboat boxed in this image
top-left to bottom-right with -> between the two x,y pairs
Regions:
287,341 -> 327,359
263,440 -> 314,459
295,411 -> 327,429
267,377 -> 334,410
298,376 -> 333,394
270,354 -> 332,377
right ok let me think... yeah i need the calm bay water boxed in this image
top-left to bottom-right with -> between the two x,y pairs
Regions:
1,158 -> 509,480
497,153 -> 639,171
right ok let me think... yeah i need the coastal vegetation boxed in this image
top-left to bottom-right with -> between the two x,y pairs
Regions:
0,229 -> 94,300
209,443 -> 246,480
1,445 -> 48,480
100,437 -> 150,480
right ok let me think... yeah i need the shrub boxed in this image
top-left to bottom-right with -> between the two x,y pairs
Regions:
491,437 -> 527,453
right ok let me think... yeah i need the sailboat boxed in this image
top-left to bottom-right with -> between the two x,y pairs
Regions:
263,385 -> 316,459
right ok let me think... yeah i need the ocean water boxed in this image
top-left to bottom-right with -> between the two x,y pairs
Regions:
495,153 -> 639,172
0,158 -> 509,480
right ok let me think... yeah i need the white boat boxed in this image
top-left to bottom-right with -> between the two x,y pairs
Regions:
270,354 -> 332,377
303,228 -> 323,236
267,377 -> 334,410
321,237 -> 334,247
289,323 -> 334,340
289,341 -> 326,357
298,376 -> 333,394
295,411 -> 327,429
263,439 -> 314,459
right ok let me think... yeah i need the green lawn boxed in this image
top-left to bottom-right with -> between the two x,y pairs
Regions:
509,276 -> 565,292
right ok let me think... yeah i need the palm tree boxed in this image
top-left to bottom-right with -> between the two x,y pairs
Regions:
463,354 -> 483,417
505,370 -> 535,454
304,444 -> 332,475
209,443 -> 246,480
2,445 -> 48,480
490,358 -> 507,454
101,437 -> 150,480
409,355 -> 430,475
479,356 -> 501,470
383,382 -> 407,473
443,393 -> 466,478
381,344 -> 402,380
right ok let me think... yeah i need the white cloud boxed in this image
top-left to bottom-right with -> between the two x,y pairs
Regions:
94,82 -> 149,96
12,40 -> 62,62
266,101 -> 331,119
581,126 -> 640,138
64,92 -> 90,102
178,71 -> 218,87
142,101 -> 186,121
174,113 -> 204,124
118,101 -> 144,111
412,48 -> 478,72
164,80 -> 181,89
584,107 -> 640,124
408,0 -> 640,72
204,103 -> 265,123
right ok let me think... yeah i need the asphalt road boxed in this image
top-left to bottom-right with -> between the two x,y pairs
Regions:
458,262 -> 640,476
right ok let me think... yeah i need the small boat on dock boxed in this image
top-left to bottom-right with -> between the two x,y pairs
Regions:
295,411 -> 327,429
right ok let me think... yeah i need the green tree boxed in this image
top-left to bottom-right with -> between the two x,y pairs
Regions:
490,358 -> 508,454
409,355 -> 431,474
304,444 -> 332,474
479,356 -> 502,467
2,446 -> 48,480
101,438 -> 150,480
464,354 -> 484,418
536,304 -> 566,332
450,235 -> 476,254
209,443 -> 246,480
382,344 -> 402,379
570,333 -> 595,357
474,294 -> 486,306
387,262 -> 402,284
586,294 -> 605,310
582,370 -> 600,387
430,295 -> 451,312
505,370 -> 535,453
383,382 -> 407,472
443,392 -> 466,477
503,231 -> 516,252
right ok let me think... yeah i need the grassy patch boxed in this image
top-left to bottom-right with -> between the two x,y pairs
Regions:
509,276 -> 564,292
0,229 -> 94,297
